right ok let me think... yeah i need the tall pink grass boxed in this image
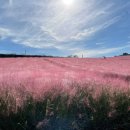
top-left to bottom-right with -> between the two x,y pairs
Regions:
0,56 -> 130,101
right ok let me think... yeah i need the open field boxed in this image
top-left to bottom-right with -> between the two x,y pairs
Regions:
0,56 -> 130,130
0,56 -> 130,87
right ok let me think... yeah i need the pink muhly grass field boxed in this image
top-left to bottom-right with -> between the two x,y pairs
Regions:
0,56 -> 130,101
0,56 -> 130,95
0,56 -> 130,130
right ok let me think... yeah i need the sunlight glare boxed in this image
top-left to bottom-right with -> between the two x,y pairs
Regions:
62,0 -> 74,6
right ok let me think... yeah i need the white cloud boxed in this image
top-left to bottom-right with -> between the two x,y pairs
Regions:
9,0 -> 13,6
0,50 -> 13,54
95,42 -> 104,45
74,45 -> 130,57
0,0 -> 123,50
70,17 -> 119,40
0,27 -> 11,40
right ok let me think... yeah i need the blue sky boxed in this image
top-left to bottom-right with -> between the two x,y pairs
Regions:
0,0 -> 130,57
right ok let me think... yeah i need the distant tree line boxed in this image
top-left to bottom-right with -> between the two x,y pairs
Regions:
67,55 -> 78,58
0,52 -> 129,58
0,54 -> 58,58
122,52 -> 130,56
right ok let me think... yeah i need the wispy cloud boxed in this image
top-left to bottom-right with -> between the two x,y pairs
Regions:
74,45 -> 130,57
95,42 -> 104,45
0,0 -> 126,51
0,49 -> 13,54
0,27 -> 11,40
9,0 -> 13,6
71,17 -> 119,40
